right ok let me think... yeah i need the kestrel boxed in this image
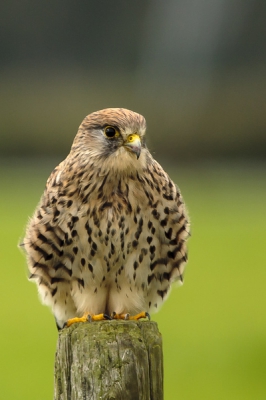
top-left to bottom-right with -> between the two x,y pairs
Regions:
22,108 -> 190,329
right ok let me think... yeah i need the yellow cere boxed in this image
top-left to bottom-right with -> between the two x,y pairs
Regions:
127,133 -> 140,143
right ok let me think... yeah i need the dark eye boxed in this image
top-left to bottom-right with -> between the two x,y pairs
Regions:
104,126 -> 119,139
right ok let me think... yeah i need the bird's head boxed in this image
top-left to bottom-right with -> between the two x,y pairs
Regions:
70,108 -> 148,173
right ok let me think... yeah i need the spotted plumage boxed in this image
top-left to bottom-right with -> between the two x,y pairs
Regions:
22,108 -> 190,329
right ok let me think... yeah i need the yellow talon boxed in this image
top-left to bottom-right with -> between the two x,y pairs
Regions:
112,311 -> 150,321
66,312 -> 110,327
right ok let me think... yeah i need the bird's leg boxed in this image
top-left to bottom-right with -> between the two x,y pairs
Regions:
66,312 -> 111,327
111,311 -> 150,321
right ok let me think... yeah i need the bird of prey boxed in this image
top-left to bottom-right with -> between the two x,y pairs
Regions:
22,108 -> 190,329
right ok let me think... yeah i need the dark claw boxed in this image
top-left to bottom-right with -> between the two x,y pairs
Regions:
110,311 -> 116,319
87,315 -> 92,323
55,317 -> 64,330
104,314 -> 112,320
124,313 -> 130,320
145,312 -> 151,321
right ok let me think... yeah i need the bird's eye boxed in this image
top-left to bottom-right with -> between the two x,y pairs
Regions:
104,126 -> 119,139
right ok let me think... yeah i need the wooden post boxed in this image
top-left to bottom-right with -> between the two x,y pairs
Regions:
54,320 -> 163,400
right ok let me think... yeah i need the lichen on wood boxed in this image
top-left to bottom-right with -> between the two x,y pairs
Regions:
54,320 -> 163,400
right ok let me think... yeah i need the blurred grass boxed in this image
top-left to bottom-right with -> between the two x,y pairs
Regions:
1,159 -> 265,399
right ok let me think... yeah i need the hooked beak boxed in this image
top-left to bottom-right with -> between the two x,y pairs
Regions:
124,133 -> 141,159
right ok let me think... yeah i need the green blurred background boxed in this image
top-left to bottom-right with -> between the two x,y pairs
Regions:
1,1 -> 266,399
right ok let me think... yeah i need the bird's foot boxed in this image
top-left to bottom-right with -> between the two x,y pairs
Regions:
111,311 -> 150,321
66,312 -> 111,327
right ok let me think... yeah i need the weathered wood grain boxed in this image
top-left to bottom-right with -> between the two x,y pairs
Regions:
54,320 -> 163,400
